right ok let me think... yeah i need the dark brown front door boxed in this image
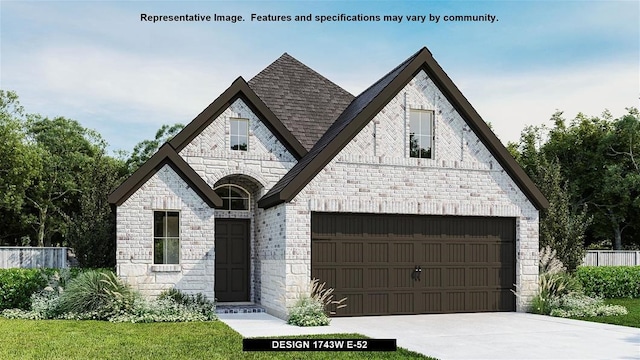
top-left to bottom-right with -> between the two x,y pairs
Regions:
311,213 -> 516,316
215,219 -> 249,302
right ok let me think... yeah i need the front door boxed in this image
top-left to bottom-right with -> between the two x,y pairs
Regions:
215,219 -> 250,302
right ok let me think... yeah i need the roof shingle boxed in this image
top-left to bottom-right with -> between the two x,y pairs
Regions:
248,53 -> 354,151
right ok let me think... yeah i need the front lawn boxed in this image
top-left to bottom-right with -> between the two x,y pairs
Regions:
573,298 -> 640,328
0,319 -> 433,359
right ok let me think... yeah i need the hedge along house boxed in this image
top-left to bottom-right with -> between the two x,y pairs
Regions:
108,47 -> 548,319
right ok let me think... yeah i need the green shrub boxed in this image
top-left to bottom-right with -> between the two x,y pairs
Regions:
530,273 -> 568,315
110,296 -> 217,323
287,279 -> 347,327
158,288 -> 217,319
287,297 -> 330,327
0,269 -> 52,310
548,293 -> 628,318
576,266 -> 640,298
56,270 -> 136,320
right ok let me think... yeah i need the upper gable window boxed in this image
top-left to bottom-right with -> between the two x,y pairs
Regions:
214,184 -> 250,211
230,118 -> 248,151
409,109 -> 434,159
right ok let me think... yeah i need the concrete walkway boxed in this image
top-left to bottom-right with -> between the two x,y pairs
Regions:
219,312 -> 640,359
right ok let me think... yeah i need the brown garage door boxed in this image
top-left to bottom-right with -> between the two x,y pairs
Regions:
311,213 -> 516,316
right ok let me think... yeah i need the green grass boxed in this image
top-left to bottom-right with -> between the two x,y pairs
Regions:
0,319 -> 434,359
573,298 -> 640,328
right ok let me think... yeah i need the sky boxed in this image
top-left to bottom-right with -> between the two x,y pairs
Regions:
1,0 -> 638,155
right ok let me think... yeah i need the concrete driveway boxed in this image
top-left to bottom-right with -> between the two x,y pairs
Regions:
219,312 -> 640,359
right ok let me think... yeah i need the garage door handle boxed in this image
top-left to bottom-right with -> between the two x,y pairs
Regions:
412,266 -> 422,282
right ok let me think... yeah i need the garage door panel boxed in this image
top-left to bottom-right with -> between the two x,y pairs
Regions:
340,294 -> 363,315
340,242 -> 363,262
419,292 -> 443,312
468,243 -> 489,262
446,291 -> 466,312
393,267 -> 414,288
368,268 -> 389,288
369,293 -> 389,314
367,242 -> 389,262
469,267 -> 489,287
311,213 -> 516,316
444,267 -> 466,287
422,267 -> 442,287
339,268 -> 363,289
312,241 -> 336,263
420,243 -> 442,263
445,243 -> 466,263
394,293 -> 414,313
391,242 -> 415,263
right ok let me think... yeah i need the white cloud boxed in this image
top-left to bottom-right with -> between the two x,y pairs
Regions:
453,60 -> 639,144
21,45 -> 238,123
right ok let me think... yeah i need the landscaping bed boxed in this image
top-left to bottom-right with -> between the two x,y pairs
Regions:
573,298 -> 640,328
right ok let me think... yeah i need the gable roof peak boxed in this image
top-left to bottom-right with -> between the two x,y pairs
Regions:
248,52 -> 354,151
258,47 -> 549,211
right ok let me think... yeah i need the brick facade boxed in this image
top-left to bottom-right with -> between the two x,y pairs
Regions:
116,69 -> 539,316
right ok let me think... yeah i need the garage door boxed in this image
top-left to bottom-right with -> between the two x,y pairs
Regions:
311,213 -> 516,316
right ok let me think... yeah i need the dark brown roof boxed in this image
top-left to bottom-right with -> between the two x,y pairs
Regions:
258,47 -> 549,210
170,77 -> 307,159
248,53 -> 354,151
108,144 -> 222,208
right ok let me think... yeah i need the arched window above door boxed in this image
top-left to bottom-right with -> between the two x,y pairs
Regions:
213,184 -> 250,211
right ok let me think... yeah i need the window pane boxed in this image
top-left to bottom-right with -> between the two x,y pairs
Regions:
230,119 -> 248,151
409,110 -> 433,158
154,238 -> 164,264
409,134 -> 420,158
229,187 -> 245,198
222,198 -> 231,210
166,238 -> 180,264
410,111 -> 420,135
154,212 -> 165,237
237,119 -> 248,135
421,114 -> 432,136
166,212 -> 179,237
215,187 -> 228,198
418,135 -> 432,158
230,198 -> 249,210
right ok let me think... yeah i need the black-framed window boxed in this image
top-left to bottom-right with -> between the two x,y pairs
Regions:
230,118 -> 248,151
214,185 -> 250,211
409,109 -> 434,159
153,211 -> 180,264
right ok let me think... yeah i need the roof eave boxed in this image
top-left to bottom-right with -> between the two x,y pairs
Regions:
169,77 -> 307,160
257,192 -> 285,209
108,144 -> 223,208
418,57 -> 549,210
264,47 -> 549,211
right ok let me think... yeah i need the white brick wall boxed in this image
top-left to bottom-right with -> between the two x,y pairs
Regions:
116,164 -> 216,298
117,70 -> 540,315
284,71 -> 539,311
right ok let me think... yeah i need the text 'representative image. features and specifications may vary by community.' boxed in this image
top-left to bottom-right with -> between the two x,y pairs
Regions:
139,13 -> 499,24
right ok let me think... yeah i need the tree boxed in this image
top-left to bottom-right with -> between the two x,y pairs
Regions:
0,90 -> 40,212
510,125 -> 591,271
67,154 -> 127,267
24,116 -> 104,246
126,123 -> 184,174
544,109 -> 640,249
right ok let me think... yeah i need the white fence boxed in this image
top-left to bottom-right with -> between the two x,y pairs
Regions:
583,251 -> 640,266
0,247 -> 68,269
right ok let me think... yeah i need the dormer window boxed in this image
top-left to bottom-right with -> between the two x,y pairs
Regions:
214,184 -> 250,211
230,118 -> 248,151
409,109 -> 434,159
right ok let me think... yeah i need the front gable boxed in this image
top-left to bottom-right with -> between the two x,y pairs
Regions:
258,48 -> 548,211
